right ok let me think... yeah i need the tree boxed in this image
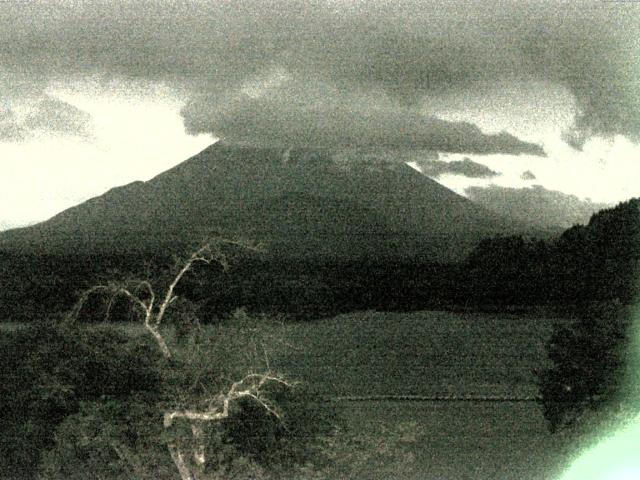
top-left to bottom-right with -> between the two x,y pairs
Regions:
535,200 -> 640,434
536,300 -> 632,433
465,235 -> 552,305
64,239 -> 296,480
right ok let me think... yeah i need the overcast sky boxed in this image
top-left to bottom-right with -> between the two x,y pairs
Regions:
2,0 -> 640,229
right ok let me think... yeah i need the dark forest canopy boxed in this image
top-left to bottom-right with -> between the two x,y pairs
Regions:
0,198 -> 638,323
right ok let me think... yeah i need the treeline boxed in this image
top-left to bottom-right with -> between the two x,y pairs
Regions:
0,250 -> 461,322
464,197 -> 640,308
0,251 -> 155,323
1,199 -> 638,323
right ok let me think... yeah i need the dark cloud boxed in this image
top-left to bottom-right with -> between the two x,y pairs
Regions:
0,96 -> 92,141
416,157 -> 499,178
182,75 -> 545,154
466,184 -> 611,229
521,170 -> 537,180
1,0 -> 638,144
519,13 -> 640,144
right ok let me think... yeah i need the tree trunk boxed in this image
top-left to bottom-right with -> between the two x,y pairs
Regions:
191,423 -> 206,476
146,324 -> 172,359
168,443 -> 196,480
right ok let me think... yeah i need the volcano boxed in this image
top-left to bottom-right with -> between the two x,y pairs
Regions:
0,143 -> 521,262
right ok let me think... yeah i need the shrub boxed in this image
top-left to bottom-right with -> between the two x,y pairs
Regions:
38,397 -> 176,480
218,382 -> 335,471
0,320 -> 162,479
5,316 -> 332,480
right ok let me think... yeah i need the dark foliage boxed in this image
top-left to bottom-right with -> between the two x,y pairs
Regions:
0,251 -> 462,322
466,200 -> 639,433
0,321 -> 162,479
217,382 -> 335,471
465,235 -> 552,305
1,201 -> 637,322
193,257 -> 461,321
0,314 -> 330,479
39,397 -> 173,480
463,198 -> 640,307
536,301 -> 632,432
0,251 -> 155,323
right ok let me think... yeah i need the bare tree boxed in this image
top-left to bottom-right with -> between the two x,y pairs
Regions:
68,239 -> 294,480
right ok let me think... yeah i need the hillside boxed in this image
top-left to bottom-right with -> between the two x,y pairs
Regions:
0,143 -> 520,262
466,184 -> 610,230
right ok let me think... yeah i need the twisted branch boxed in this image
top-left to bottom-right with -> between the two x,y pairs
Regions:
163,370 -> 293,479
164,371 -> 293,428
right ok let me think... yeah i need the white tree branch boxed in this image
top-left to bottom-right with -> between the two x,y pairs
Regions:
167,443 -> 196,480
66,238 -> 278,480
164,371 -> 293,428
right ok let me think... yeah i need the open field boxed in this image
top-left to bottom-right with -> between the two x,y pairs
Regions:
269,310 -> 572,479
275,310 -> 558,398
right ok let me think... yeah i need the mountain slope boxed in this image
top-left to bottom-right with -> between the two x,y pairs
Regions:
0,143 -> 521,261
465,184 -> 611,230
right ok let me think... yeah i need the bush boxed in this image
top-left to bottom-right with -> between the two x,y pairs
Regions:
537,300 -> 632,432
160,312 -> 336,478
218,382 -> 335,471
1,317 -> 332,480
0,320 -> 162,479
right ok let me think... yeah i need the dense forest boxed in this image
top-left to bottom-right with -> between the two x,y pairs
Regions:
1,198 -> 638,323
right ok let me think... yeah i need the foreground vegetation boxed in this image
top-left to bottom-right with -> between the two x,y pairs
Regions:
0,318 -> 333,480
2,308 -> 583,480
0,241 -> 329,480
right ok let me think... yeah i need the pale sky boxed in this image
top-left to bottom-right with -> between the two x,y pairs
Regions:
1,81 -> 214,229
2,0 -> 640,229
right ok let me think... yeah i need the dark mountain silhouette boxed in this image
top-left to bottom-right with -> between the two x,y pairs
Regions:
0,143 -> 523,262
466,184 -> 611,230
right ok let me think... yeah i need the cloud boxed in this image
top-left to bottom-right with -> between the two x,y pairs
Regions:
465,184 -> 611,229
415,157 -> 499,179
181,74 -> 545,154
0,107 -> 26,141
0,95 -> 92,141
519,14 -> 640,144
0,1 -> 638,144
24,96 -> 93,138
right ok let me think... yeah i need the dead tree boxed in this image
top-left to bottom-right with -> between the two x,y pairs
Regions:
68,239 -> 293,480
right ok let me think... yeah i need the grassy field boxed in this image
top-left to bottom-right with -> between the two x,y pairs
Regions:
274,310 -> 557,398
267,310 -> 572,479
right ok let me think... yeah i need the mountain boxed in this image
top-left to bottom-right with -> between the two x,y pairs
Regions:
465,184 -> 611,230
0,143 -> 524,262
